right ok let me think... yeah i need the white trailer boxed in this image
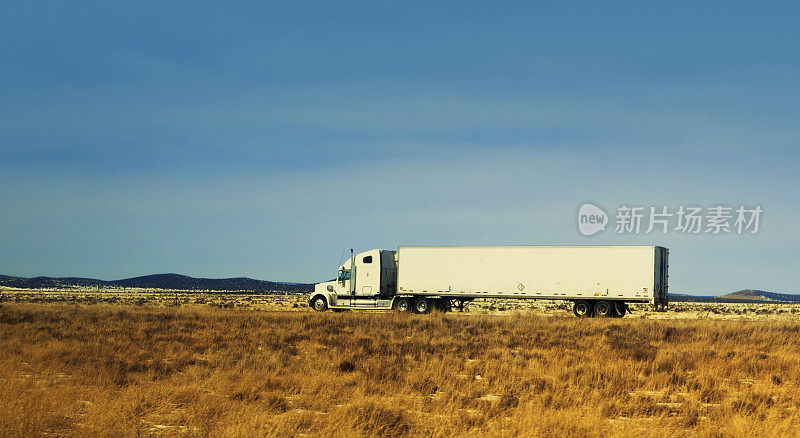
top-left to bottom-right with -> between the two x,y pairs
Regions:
310,246 -> 668,317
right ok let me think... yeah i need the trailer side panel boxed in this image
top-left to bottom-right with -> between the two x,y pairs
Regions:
397,246 -> 659,302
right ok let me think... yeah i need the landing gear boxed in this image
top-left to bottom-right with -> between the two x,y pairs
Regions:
449,298 -> 472,312
613,301 -> 627,318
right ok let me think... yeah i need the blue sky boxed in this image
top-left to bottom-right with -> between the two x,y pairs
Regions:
1,1 -> 798,294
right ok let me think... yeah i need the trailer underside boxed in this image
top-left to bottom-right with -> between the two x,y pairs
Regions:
309,293 -> 658,318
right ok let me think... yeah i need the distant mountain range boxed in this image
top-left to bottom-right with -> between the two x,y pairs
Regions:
671,289 -> 800,303
1,276 -> 794,302
0,273 -> 314,293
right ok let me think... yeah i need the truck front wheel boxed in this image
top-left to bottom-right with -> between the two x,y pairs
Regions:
394,297 -> 413,313
311,296 -> 328,312
414,297 -> 431,314
573,300 -> 592,318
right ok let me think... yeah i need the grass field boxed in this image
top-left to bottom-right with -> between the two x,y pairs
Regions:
1,302 -> 799,437
3,288 -> 800,320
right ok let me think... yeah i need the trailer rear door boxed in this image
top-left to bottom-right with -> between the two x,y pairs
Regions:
654,246 -> 669,305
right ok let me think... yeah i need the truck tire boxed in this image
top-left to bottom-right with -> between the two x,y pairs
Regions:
311,296 -> 328,312
573,300 -> 592,318
393,297 -> 412,313
414,297 -> 431,314
594,300 -> 613,317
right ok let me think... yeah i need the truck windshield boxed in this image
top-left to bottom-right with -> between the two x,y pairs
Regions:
338,270 -> 351,281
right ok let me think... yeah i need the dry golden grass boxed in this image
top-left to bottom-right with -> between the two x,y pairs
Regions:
5,289 -> 800,320
1,303 -> 799,437
1,289 -> 310,311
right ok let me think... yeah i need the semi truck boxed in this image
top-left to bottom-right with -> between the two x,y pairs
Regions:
309,245 -> 669,317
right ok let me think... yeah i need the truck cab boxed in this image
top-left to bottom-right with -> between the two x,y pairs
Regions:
310,249 -> 397,311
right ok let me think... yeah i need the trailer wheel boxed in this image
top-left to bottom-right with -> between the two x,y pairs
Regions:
594,300 -> 613,317
414,297 -> 431,314
311,296 -> 328,312
393,297 -> 413,313
573,300 -> 592,318
612,301 -> 626,318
